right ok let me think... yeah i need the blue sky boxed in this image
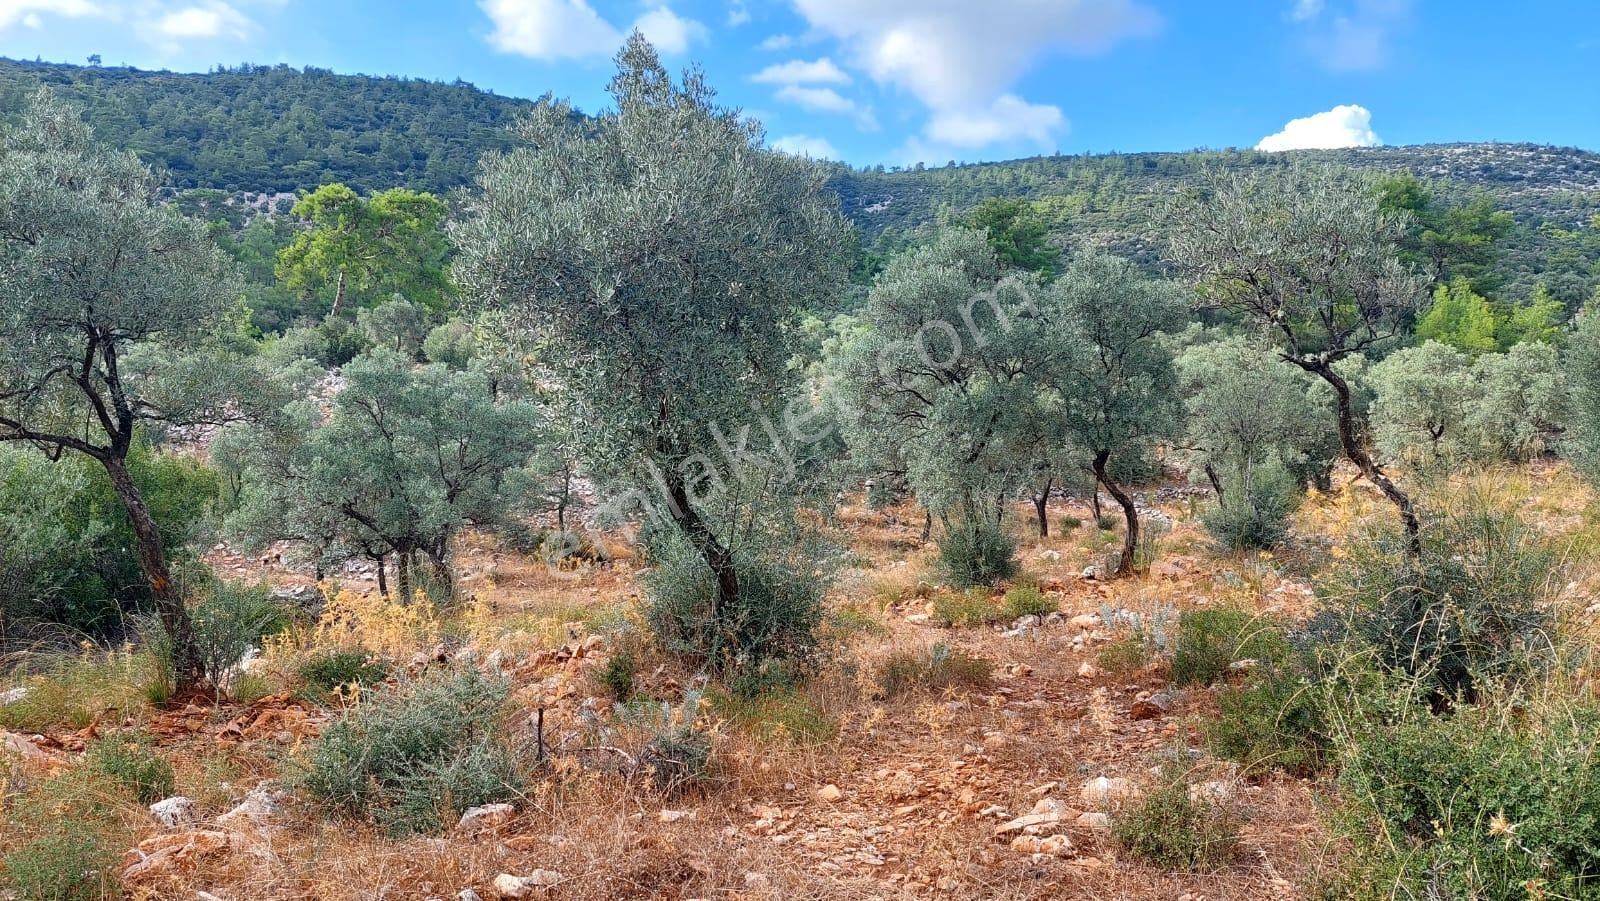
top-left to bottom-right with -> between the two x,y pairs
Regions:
2,0 -> 1597,166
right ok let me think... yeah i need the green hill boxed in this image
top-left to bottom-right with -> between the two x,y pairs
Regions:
0,57 -> 537,194
4,56 -> 1597,304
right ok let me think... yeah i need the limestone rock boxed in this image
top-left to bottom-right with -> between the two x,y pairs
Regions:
217,784 -> 279,830
148,796 -> 196,828
456,802 -> 514,833
121,830 -> 230,883
493,871 -> 563,896
1130,692 -> 1172,720
816,784 -> 843,803
1079,776 -> 1137,808
1075,811 -> 1111,832
1009,834 -> 1073,856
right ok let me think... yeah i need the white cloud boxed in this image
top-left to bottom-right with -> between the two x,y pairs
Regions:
727,0 -> 748,26
759,32 -> 795,50
772,134 -> 840,159
0,0 -> 258,46
480,0 -> 621,59
0,0 -> 102,30
926,94 -> 1065,148
775,84 -> 876,130
156,1 -> 250,39
1289,0 -> 1323,21
1291,0 -> 1411,71
752,56 -> 850,85
1256,104 -> 1381,151
791,0 -> 1158,109
775,84 -> 851,112
635,2 -> 706,54
481,0 -> 704,59
785,0 -> 1151,152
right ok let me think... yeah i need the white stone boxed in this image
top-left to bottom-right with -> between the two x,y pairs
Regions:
1075,811 -> 1111,831
1078,776 -> 1137,808
493,871 -> 563,896
217,785 -> 279,829
148,796 -> 195,828
0,686 -> 28,706
456,802 -> 514,833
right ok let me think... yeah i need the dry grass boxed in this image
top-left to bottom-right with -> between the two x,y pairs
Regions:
0,482 -> 1370,900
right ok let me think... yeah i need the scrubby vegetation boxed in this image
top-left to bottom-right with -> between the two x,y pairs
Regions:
4,28 -> 1600,901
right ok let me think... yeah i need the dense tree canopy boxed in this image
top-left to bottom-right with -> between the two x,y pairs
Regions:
1168,165 -> 1431,551
0,93 -> 245,688
218,351 -> 540,601
452,37 -> 852,665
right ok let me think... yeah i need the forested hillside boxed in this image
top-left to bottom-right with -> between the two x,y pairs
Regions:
0,58 -> 537,193
6,56 -> 1598,307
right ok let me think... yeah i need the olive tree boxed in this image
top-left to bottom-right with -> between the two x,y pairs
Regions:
219,351 -> 540,601
1040,253 -> 1185,576
1468,342 -> 1567,462
1168,166 -> 1430,553
452,37 -> 851,661
1564,309 -> 1600,480
1175,332 -> 1335,547
0,94 -> 242,690
1369,341 -> 1477,466
829,229 -> 1046,534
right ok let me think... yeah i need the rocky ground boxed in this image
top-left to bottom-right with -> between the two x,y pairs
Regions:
0,484 -> 1363,900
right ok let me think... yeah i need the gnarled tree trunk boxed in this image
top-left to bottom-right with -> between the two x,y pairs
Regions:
102,455 -> 203,692
1034,476 -> 1052,538
1092,450 -> 1139,578
1309,361 -> 1421,556
664,473 -> 739,654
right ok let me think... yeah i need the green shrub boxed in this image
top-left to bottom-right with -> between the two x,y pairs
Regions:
876,642 -> 993,698
709,687 -> 836,744
1112,777 -> 1239,872
595,644 -> 638,701
2,823 -> 116,901
0,441 -> 218,638
1331,695 -> 1600,899
1096,514 -> 1120,531
937,519 -> 1018,588
84,731 -> 175,805
1058,515 -> 1083,532
1172,606 -> 1290,687
929,589 -> 1004,627
295,649 -> 389,695
1202,461 -> 1300,551
641,728 -> 712,793
1329,490 -> 1558,702
299,669 -> 521,835
1206,664 -> 1327,776
1001,584 -> 1056,619
188,580 -> 292,692
1097,637 -> 1152,675
644,531 -> 825,674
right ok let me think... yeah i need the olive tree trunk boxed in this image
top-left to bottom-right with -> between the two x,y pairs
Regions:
102,455 -> 203,692
1033,476 -> 1052,538
1092,451 -> 1140,578
1307,361 -> 1421,556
